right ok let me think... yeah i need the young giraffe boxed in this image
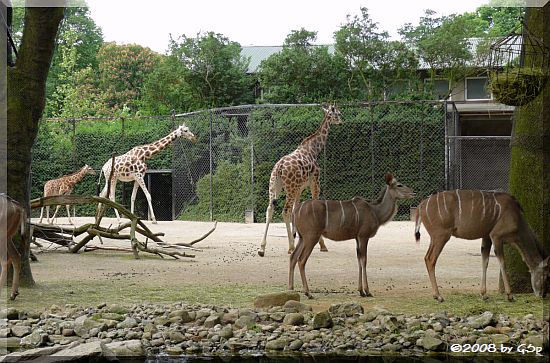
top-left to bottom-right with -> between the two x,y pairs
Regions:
258,104 -> 343,257
39,164 -> 96,224
98,124 -> 196,224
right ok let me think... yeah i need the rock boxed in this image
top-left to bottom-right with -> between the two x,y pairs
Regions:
100,313 -> 124,322
168,309 -> 193,323
143,323 -> 157,334
1,345 -> 65,361
166,345 -> 184,355
50,341 -> 116,361
105,304 -> 128,315
283,313 -> 304,326
490,334 -> 511,344
522,335 -> 543,347
0,308 -> 19,320
467,311 -> 495,329
74,316 -> 105,337
62,329 -> 75,337
168,331 -> 185,343
117,317 -> 138,329
265,337 -> 289,350
10,325 -> 31,337
476,336 -> 491,345
0,328 -> 10,338
20,329 -> 48,348
283,300 -> 312,313
417,336 -> 445,351
269,312 -> 285,322
312,311 -> 333,329
253,292 -> 300,309
125,331 -> 142,340
106,339 -> 144,356
288,339 -> 303,350
204,315 -> 221,328
483,326 -> 500,334
221,312 -> 238,324
329,302 -> 364,317
234,315 -> 256,330
154,317 -> 170,327
219,326 -> 233,339
0,337 -> 21,349
364,307 -> 390,322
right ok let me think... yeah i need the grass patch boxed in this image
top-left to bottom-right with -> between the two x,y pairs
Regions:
6,281 -> 544,320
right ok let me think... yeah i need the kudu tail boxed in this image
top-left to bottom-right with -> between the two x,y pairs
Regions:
20,207 -> 27,236
414,205 -> 422,244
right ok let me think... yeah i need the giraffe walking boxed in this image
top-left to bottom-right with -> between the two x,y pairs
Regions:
39,165 -> 96,224
258,105 -> 343,257
98,124 -> 196,224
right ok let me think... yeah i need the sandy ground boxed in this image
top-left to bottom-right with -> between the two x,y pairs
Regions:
30,217 -> 500,297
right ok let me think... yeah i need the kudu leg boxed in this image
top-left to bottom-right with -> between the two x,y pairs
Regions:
424,234 -> 450,302
492,239 -> 514,302
356,237 -> 372,297
480,237 -> 492,300
258,200 -> 275,257
10,248 -> 21,300
310,178 -> 328,252
297,235 -> 319,299
288,237 -> 304,291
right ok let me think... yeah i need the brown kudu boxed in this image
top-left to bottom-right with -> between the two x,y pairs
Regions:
289,173 -> 415,298
415,190 -> 549,302
0,194 -> 25,300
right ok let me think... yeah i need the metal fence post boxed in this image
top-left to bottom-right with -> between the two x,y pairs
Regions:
209,111 -> 213,221
444,101 -> 449,190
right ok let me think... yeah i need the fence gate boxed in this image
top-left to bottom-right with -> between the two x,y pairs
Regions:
445,103 -> 512,191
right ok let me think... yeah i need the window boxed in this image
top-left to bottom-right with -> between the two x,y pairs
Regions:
425,79 -> 450,100
466,77 -> 491,100
386,80 -> 409,99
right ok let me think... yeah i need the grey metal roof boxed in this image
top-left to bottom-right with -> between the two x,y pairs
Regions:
241,45 -> 335,73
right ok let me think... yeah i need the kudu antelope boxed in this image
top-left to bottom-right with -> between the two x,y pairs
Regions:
0,194 -> 25,300
289,173 -> 415,298
415,190 -> 549,302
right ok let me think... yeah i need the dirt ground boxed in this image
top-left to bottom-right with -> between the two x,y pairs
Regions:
30,217 -> 500,297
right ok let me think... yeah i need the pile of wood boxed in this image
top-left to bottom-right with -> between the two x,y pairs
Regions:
30,195 -> 216,259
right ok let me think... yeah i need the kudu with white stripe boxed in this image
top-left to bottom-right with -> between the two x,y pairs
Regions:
415,190 -> 549,302
289,173 -> 415,298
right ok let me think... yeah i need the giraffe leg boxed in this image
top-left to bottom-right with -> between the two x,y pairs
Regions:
282,194 -> 297,254
258,198 -> 275,257
51,205 -> 61,224
66,205 -> 74,225
310,174 -> 328,252
46,206 -> 51,224
135,176 -> 157,224
130,181 -> 139,215
39,207 -> 44,224
107,179 -> 122,223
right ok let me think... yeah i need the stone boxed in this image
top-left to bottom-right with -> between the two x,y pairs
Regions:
288,339 -> 303,350
50,341 -> 116,361
166,345 -> 184,355
467,311 -> 495,329
204,315 -> 221,328
0,308 -> 19,320
100,313 -> 124,321
106,339 -> 144,356
522,335 -> 543,347
62,329 -> 75,337
283,300 -> 312,313
283,313 -> 304,326
265,337 -> 289,350
253,292 -> 300,309
105,304 -> 128,315
1,345 -> 65,361
219,326 -> 233,339
168,309 -> 193,323
221,312 -> 238,324
269,312 -> 285,322
0,337 -> 21,349
312,311 -> 333,329
125,331 -> 142,340
0,328 -> 10,338
417,336 -> 445,351
329,302 -> 364,317
10,325 -> 31,337
74,316 -> 105,337
20,329 -> 48,348
490,334 -> 511,344
234,315 -> 256,330
117,317 -> 138,329
168,331 -> 185,343
364,308 -> 390,322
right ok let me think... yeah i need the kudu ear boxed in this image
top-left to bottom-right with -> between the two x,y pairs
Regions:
384,173 -> 394,185
541,256 -> 550,269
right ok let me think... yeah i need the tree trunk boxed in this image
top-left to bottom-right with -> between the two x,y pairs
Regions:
6,6 -> 64,286
503,5 -> 549,293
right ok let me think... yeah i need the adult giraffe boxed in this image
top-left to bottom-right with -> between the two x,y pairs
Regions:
98,124 -> 197,224
258,104 -> 343,257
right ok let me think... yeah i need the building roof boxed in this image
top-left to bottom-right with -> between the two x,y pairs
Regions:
241,45 -> 335,73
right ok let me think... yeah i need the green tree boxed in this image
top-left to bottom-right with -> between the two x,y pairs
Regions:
7,6 -> 65,286
335,7 -> 417,100
96,42 -> 160,112
257,28 -> 349,103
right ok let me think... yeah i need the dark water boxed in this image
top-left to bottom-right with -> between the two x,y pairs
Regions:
110,353 -> 550,363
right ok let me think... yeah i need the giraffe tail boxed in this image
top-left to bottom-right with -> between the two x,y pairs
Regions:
96,168 -> 104,196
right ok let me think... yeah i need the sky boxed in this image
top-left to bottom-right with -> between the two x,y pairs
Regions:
87,0 -> 488,54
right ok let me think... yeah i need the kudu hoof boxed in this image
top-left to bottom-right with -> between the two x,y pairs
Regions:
434,295 -> 444,303
152,221 -> 158,225
287,249 -> 295,254
507,294 -> 515,302
305,293 -> 314,300
257,250 -> 265,257
9,292 -> 18,301
481,294 -> 489,301
320,247 -> 328,252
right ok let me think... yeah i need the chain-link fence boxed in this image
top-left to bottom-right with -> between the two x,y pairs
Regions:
173,102 -> 448,222
31,101 -> 510,222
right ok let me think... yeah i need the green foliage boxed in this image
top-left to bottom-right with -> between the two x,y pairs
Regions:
258,29 -> 350,103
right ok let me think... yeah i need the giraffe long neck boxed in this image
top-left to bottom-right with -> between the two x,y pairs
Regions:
301,116 -> 331,158
144,131 -> 178,160
67,167 -> 88,186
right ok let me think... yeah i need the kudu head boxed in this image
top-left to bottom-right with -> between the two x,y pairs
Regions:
322,104 -> 343,125
531,256 -> 549,298
384,173 -> 415,200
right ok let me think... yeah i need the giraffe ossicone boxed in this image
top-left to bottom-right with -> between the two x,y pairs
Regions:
258,104 -> 343,257
98,124 -> 197,224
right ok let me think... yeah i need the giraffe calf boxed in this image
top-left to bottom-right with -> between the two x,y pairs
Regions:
1,194 -> 24,300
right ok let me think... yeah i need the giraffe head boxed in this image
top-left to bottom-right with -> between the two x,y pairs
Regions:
322,104 -> 343,125
175,124 -> 197,143
82,164 -> 96,175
